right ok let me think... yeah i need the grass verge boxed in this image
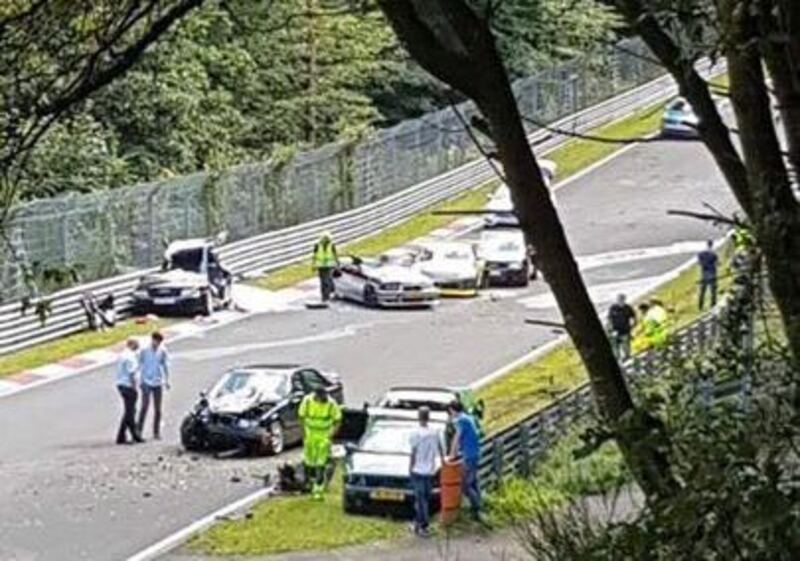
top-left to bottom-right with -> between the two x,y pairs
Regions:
0,318 -> 171,379
187,465 -> 404,556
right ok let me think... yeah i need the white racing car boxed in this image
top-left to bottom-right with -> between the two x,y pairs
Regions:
412,241 -> 485,296
484,159 -> 557,228
477,229 -> 534,287
333,254 -> 439,308
661,97 -> 700,138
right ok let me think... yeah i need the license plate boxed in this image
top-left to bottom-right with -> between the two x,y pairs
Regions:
370,489 -> 405,502
153,297 -> 176,305
405,292 -> 423,300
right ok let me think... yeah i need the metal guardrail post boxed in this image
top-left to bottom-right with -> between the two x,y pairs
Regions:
492,437 -> 504,487
518,423 -> 531,478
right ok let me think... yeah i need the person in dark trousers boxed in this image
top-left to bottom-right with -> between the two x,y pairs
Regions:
137,331 -> 170,439
607,293 -> 637,361
409,406 -> 444,537
311,231 -> 339,302
697,240 -> 718,310
447,401 -> 482,521
115,338 -> 143,444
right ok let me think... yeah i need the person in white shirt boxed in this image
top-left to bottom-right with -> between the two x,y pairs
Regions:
137,331 -> 170,440
115,338 -> 143,444
409,406 -> 444,536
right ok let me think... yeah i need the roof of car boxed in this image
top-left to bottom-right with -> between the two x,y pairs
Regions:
367,407 -> 450,424
235,364 -> 305,374
164,238 -> 213,256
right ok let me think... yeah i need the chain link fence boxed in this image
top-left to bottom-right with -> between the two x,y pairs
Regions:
0,39 -> 664,303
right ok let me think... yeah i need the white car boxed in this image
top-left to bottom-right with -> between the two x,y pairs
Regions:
661,97 -> 699,138
333,255 -> 439,308
413,241 -> 485,296
484,159 -> 557,228
477,230 -> 534,287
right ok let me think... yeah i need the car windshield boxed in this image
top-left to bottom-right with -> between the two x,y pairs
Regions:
359,421 -> 444,454
169,249 -> 204,272
433,247 -> 471,260
212,370 -> 289,401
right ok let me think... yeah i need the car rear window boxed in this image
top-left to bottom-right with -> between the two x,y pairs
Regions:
169,249 -> 204,272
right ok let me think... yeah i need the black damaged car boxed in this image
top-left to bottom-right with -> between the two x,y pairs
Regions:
180,364 -> 343,456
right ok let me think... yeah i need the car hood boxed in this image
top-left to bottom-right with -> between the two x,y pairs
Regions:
347,451 -> 413,478
366,265 -> 433,286
139,269 -> 207,289
208,393 -> 280,415
420,262 -> 476,280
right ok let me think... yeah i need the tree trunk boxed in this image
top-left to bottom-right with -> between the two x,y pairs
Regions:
378,0 -> 678,499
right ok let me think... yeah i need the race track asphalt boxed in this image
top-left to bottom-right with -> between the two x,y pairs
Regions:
0,138 -> 739,561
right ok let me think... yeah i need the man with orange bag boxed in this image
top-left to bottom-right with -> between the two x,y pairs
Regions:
409,407 -> 444,537
447,401 -> 482,521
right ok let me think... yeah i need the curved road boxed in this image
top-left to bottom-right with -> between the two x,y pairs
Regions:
0,138 -> 738,561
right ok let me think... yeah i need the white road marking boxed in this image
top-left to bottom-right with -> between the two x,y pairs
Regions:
518,274 -> 667,310
576,240 -> 707,271
174,320 -> 407,361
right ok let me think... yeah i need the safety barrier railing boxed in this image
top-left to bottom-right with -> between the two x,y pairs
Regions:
477,311 -> 744,489
0,60 -> 723,356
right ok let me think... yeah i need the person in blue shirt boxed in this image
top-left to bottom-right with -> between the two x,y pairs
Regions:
447,401 -> 482,520
115,338 -> 143,444
697,240 -> 718,310
137,331 -> 170,439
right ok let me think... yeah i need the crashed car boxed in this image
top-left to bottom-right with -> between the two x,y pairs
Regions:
342,408 -> 448,515
661,97 -> 699,138
413,241 -> 485,296
132,237 -> 232,316
477,230 -> 535,287
484,159 -> 557,228
333,254 -> 439,308
180,364 -> 343,455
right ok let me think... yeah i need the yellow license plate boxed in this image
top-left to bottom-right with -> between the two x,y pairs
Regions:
370,489 -> 405,502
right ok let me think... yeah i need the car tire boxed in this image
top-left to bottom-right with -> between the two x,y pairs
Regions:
363,284 -> 379,307
517,262 -> 530,287
200,291 -> 213,316
343,493 -> 362,514
180,415 -> 206,451
267,421 -> 285,455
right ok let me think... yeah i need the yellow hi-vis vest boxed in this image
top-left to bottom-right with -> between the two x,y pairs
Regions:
313,241 -> 337,269
644,305 -> 668,347
298,395 -> 342,433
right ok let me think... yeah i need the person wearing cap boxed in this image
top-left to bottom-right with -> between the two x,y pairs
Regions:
298,386 -> 342,499
311,231 -> 339,302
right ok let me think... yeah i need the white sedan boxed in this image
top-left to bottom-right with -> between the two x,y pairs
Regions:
412,241 -> 485,296
484,159 -> 557,228
477,230 -> 534,287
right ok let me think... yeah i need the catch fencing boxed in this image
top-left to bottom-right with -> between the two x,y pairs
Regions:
1,38 -> 664,304
477,309 -> 746,489
0,47 -> 723,355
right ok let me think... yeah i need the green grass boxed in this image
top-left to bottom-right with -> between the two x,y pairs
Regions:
187,465 -> 404,556
253,184 -> 497,291
0,318 -> 171,378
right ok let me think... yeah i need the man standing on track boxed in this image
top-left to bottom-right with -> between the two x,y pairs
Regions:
697,240 -> 718,310
298,387 -> 342,500
409,406 -> 444,537
137,331 -> 170,440
311,231 -> 339,303
608,293 -> 637,361
115,338 -> 143,444
447,401 -> 482,521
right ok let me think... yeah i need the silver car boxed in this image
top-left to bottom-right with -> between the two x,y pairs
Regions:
333,255 -> 439,308
661,97 -> 699,138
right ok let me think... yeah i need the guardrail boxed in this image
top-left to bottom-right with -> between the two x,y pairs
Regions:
0,60 -> 723,356
477,310 -> 744,489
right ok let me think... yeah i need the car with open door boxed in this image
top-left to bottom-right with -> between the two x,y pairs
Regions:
342,408 -> 449,516
132,235 -> 232,316
180,364 -> 343,456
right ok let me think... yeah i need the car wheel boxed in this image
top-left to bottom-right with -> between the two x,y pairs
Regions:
267,421 -> 285,455
343,493 -> 362,514
363,284 -> 379,307
200,290 -> 213,316
180,415 -> 206,451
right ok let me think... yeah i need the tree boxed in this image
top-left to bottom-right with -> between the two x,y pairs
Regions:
599,0 -> 800,368
377,0 -> 677,498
